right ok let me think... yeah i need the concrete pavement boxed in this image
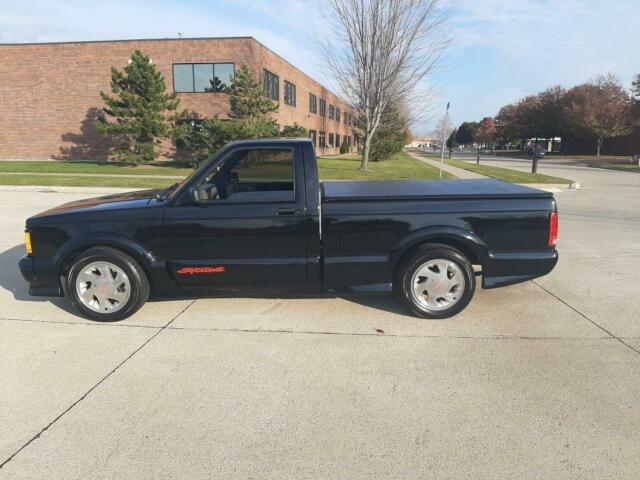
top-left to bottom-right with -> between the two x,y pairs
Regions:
1,162 -> 639,478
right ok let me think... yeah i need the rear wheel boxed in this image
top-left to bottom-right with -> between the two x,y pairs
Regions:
394,244 -> 475,319
66,247 -> 149,322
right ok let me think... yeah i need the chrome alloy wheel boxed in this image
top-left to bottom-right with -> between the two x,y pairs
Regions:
75,261 -> 131,313
410,259 -> 466,312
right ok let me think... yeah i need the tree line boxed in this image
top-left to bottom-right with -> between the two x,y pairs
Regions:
449,74 -> 640,156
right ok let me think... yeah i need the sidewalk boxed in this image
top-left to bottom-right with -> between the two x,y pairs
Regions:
406,149 -> 575,193
406,150 -> 488,179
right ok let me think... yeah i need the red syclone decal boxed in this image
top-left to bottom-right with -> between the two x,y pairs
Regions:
177,266 -> 226,275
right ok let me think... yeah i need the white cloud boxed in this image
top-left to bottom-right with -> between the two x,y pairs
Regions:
452,0 -> 640,87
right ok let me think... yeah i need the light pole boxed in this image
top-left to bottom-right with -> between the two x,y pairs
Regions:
439,102 -> 450,179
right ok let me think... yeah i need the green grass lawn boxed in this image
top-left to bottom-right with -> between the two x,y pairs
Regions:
444,158 -> 572,184
0,151 -> 451,188
0,174 -> 177,189
318,151 -> 454,180
0,160 -> 191,176
591,162 -> 640,173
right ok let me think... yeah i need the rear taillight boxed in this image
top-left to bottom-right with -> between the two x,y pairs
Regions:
548,211 -> 558,247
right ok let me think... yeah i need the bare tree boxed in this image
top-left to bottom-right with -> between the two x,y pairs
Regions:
431,114 -> 452,149
320,0 -> 448,171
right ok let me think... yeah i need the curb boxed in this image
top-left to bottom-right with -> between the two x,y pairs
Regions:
518,182 -> 581,194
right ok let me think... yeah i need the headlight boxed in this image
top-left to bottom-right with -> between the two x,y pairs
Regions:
25,230 -> 33,255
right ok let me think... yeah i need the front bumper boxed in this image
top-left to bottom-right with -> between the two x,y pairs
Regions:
18,255 -> 63,297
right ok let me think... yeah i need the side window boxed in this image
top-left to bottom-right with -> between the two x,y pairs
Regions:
284,81 -> 296,106
199,148 -> 294,202
263,69 -> 279,101
309,93 -> 317,113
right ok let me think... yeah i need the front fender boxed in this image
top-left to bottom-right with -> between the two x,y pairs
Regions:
54,232 -> 158,270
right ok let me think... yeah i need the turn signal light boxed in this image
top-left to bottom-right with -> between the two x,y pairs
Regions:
548,211 -> 558,247
25,230 -> 33,255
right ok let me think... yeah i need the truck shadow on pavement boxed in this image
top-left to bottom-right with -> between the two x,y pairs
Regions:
0,244 -> 78,315
0,244 -> 409,319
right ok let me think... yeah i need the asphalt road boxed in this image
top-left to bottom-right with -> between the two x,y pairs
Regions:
1,161 -> 639,479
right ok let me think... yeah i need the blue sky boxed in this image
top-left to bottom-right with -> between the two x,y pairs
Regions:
2,0 -> 639,134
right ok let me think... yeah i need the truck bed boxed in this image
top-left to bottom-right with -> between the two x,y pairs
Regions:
322,179 -> 552,202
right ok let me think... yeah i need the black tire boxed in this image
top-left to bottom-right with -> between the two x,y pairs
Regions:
66,246 -> 150,322
393,243 -> 476,319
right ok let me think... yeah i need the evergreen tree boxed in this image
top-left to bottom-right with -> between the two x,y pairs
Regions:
280,124 -> 308,137
455,122 -> 475,146
369,102 -> 408,162
95,50 -> 182,164
228,65 -> 279,120
446,129 -> 458,148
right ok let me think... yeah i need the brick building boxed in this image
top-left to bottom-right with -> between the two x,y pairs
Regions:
0,37 -> 358,160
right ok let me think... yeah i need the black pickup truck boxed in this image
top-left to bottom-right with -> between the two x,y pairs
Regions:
19,138 -> 558,321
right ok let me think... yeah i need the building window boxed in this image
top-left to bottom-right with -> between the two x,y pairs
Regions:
328,104 -> 335,120
174,64 -> 194,92
284,81 -> 296,106
194,64 -> 213,92
214,63 -> 235,92
328,133 -> 334,147
336,134 -> 340,147
309,93 -> 317,114
263,69 -> 279,101
336,108 -> 341,123
319,131 -> 326,148
309,129 -> 317,146
319,98 -> 326,117
344,112 -> 349,125
173,63 -> 235,93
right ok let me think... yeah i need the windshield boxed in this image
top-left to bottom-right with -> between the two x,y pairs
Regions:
165,150 -> 224,200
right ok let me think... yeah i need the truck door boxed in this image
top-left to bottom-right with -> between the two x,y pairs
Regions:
162,144 -> 309,286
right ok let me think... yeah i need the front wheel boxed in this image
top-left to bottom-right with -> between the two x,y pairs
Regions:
66,246 -> 149,322
394,244 -> 476,319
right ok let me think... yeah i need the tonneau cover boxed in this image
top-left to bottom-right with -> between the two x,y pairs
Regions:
321,179 -> 552,202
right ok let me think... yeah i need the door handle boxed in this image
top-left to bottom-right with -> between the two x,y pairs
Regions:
275,207 -> 297,216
